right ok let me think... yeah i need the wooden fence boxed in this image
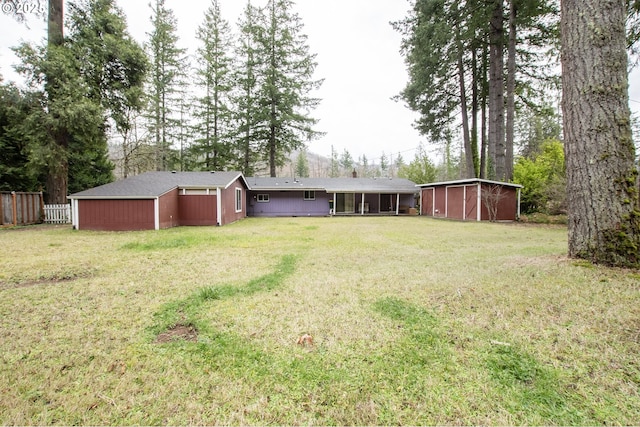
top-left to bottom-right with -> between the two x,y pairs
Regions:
44,204 -> 71,224
1,191 -> 44,226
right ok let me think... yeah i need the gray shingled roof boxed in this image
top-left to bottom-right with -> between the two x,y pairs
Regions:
69,171 -> 245,198
246,177 -> 418,193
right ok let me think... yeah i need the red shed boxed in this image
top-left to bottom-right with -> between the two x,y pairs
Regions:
418,179 -> 522,221
68,171 -> 248,231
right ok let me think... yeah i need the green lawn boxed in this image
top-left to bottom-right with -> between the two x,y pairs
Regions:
1,217 -> 639,425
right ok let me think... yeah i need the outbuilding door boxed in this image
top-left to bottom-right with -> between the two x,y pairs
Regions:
422,188 -> 434,216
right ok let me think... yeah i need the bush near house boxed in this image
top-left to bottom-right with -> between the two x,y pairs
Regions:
513,139 -> 566,215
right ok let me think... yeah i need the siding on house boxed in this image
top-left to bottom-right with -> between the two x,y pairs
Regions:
158,188 -> 180,229
220,179 -> 247,225
78,199 -> 155,231
248,190 -> 331,217
178,195 -> 217,226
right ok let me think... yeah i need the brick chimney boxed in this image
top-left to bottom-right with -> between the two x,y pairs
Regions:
352,169 -> 357,178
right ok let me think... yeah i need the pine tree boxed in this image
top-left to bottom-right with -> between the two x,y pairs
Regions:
13,0 -> 146,201
0,82 -> 41,191
329,145 -> 340,177
146,0 -> 187,171
295,149 -> 310,178
233,1 -> 263,175
380,152 -> 389,176
339,149 -> 354,176
254,0 -> 322,177
192,0 -> 235,171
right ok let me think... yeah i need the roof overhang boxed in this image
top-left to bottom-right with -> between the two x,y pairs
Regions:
417,178 -> 523,189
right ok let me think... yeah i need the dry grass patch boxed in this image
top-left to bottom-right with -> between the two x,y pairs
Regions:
1,218 -> 639,425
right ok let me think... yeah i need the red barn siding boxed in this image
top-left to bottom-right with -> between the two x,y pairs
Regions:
446,186 -> 465,220
158,189 -> 179,229
465,185 -> 479,220
78,199 -> 155,231
422,188 -> 434,216
434,187 -> 446,217
220,178 -> 247,225
480,184 -> 518,221
420,181 -> 519,221
179,195 -> 217,226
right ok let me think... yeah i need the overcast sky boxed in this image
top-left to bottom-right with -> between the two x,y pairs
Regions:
1,0 -> 638,165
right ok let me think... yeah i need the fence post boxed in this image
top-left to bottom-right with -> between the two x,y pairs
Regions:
39,192 -> 44,223
11,191 -> 17,226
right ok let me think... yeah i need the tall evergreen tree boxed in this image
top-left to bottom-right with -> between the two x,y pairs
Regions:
295,149 -> 310,178
233,1 -> 263,175
13,0 -> 145,201
395,0 -> 557,181
66,0 -> 147,191
255,0 -> 322,177
146,0 -> 187,171
0,81 -> 41,191
192,0 -> 235,171
340,148 -> 354,176
329,145 -> 340,177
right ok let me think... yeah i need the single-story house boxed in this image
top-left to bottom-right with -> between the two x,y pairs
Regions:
68,171 -> 249,231
418,179 -> 523,221
246,177 -> 418,217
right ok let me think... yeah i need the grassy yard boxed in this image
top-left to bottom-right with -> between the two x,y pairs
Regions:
1,217 -> 639,425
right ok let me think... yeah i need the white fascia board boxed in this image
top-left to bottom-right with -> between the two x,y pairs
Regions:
154,198 -> 160,230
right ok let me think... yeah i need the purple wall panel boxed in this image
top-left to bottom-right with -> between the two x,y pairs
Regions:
248,191 -> 331,217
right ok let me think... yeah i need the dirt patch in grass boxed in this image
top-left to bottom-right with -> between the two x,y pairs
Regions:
0,270 -> 94,291
155,324 -> 198,343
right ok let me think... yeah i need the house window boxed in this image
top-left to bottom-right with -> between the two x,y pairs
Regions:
304,190 -> 315,200
257,194 -> 270,202
235,188 -> 242,212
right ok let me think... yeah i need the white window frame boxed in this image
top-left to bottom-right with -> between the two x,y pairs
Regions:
303,190 -> 315,201
257,194 -> 270,203
235,188 -> 243,212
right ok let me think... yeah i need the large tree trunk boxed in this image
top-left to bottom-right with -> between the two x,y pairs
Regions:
48,0 -> 63,46
471,47 -> 480,178
45,0 -> 68,204
505,0 -> 517,181
561,0 -> 640,268
480,38 -> 489,179
488,0 -> 505,180
456,33 -> 475,178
